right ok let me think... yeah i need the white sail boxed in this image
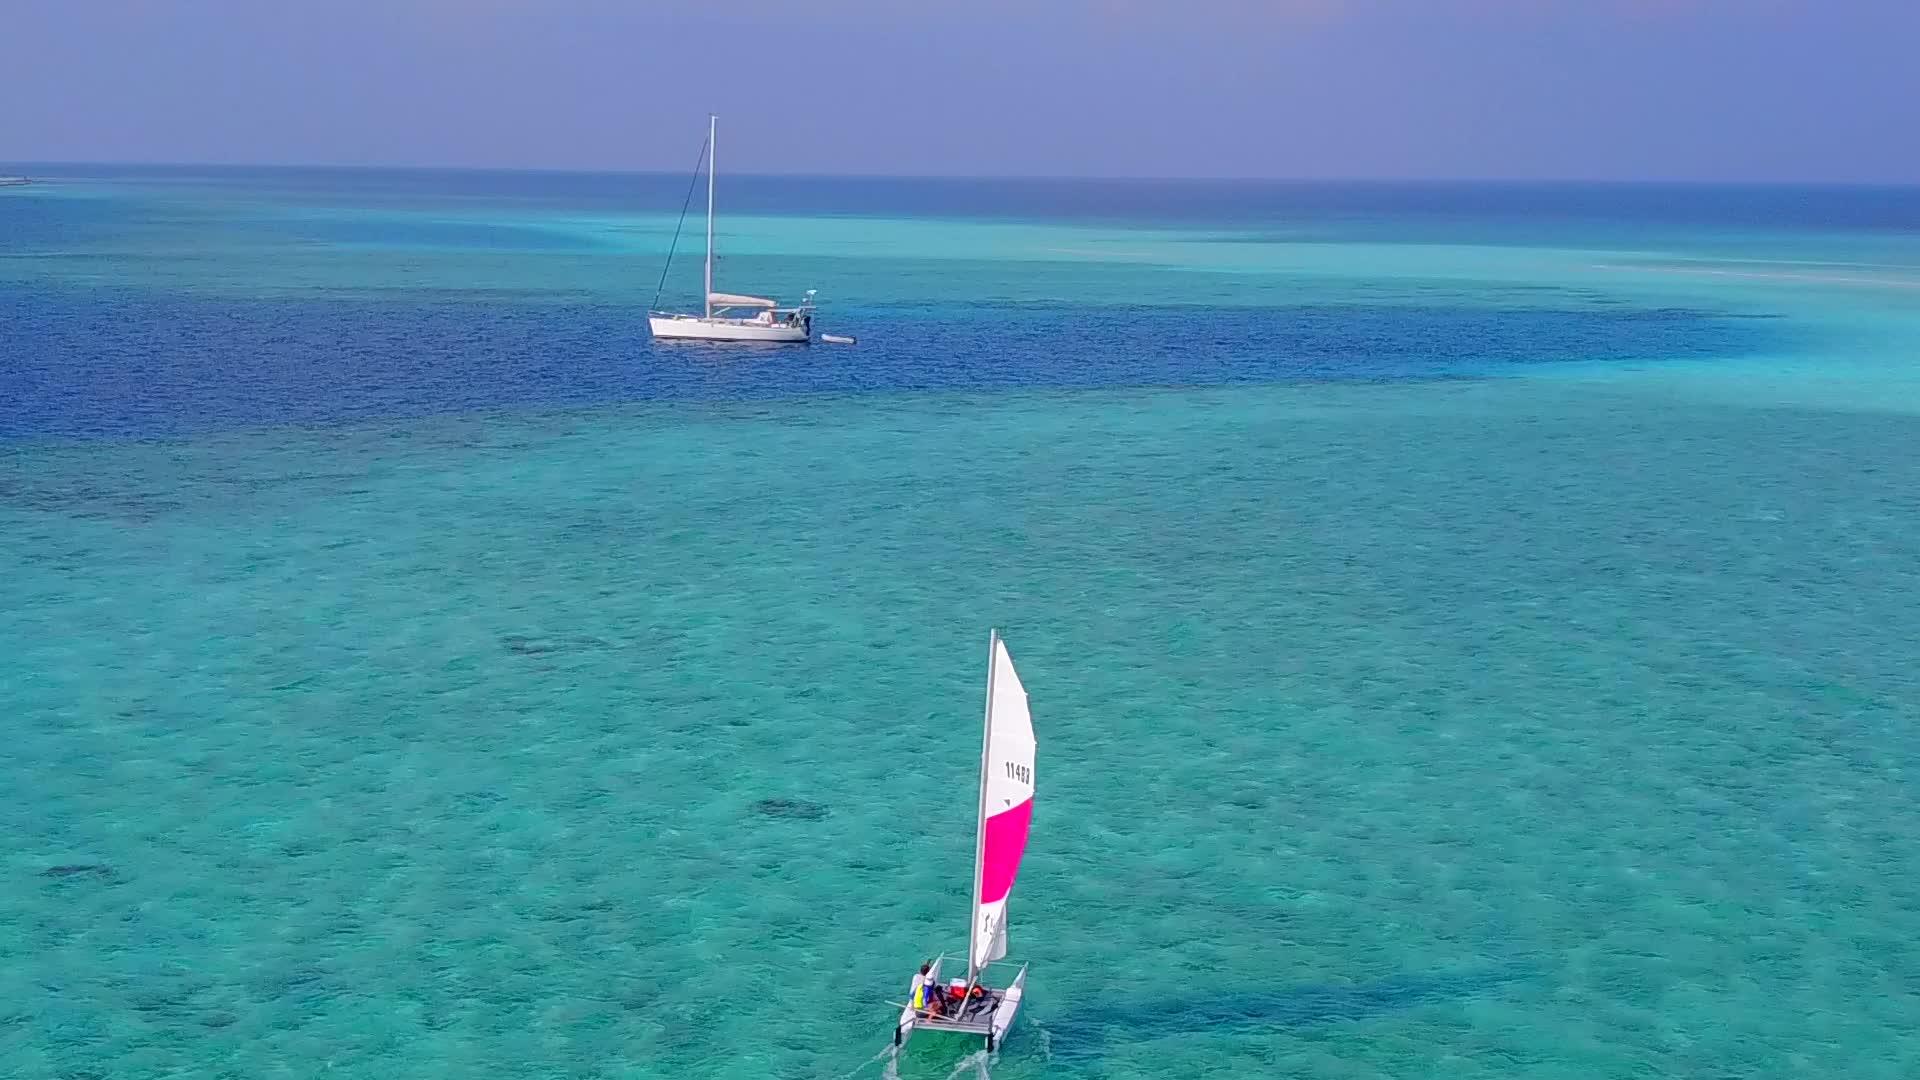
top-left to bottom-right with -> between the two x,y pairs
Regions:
969,635 -> 1036,975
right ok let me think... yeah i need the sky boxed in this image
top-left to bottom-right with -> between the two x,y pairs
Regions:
3,0 -> 1915,182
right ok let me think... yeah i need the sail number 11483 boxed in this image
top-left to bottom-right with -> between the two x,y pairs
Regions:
1003,762 -> 1032,785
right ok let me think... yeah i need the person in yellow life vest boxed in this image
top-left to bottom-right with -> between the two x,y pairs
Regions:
911,964 -> 936,1014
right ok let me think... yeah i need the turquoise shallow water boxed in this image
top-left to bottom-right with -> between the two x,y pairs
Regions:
4,170 -> 1920,1078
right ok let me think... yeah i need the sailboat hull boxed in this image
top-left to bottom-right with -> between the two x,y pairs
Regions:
649,315 -> 810,343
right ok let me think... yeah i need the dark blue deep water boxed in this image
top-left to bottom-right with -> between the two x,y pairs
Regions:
0,286 -> 1766,440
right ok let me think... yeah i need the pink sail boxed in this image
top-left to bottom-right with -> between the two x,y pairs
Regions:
980,797 -> 1033,906
971,637 -> 1036,972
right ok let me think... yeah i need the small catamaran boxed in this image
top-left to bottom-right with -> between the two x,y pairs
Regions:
648,114 -> 815,344
893,630 -> 1037,1054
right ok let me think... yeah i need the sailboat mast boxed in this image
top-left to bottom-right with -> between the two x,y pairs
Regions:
704,113 -> 715,319
967,628 -> 998,988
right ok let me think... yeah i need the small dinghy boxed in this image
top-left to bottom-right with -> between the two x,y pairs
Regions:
892,630 -> 1036,1054
821,333 -> 857,345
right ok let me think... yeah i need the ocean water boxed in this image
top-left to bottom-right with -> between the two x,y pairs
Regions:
3,167 -> 1920,1080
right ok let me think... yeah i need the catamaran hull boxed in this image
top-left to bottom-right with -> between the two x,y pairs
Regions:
895,956 -> 944,1049
988,964 -> 1027,1051
648,315 -> 809,343
895,960 -> 1028,1052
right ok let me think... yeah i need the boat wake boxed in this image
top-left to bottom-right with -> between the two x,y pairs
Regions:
840,1044 -> 901,1080
841,1043 -> 991,1080
941,1049 -> 993,1080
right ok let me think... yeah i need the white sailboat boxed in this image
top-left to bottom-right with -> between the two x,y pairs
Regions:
894,629 -> 1037,1054
648,115 -> 814,344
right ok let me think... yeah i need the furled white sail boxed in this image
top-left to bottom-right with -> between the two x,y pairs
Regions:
707,292 -> 778,308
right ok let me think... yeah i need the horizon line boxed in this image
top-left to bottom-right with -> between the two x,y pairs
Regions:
7,158 -> 1919,190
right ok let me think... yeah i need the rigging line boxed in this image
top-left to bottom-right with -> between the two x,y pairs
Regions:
649,132 -> 710,313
